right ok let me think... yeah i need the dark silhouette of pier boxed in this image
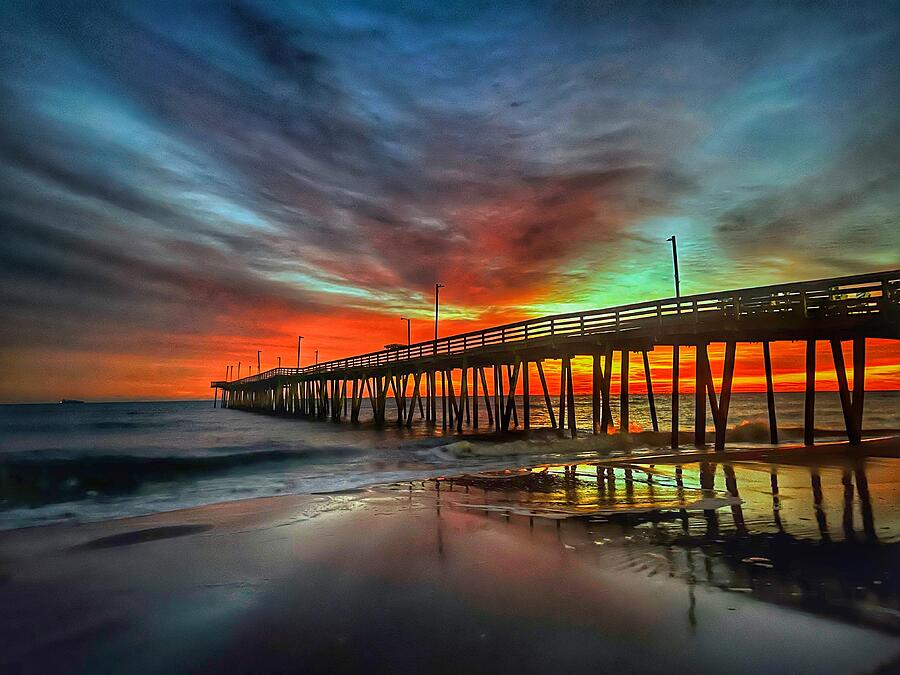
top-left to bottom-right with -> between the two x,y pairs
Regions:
212,270 -> 899,449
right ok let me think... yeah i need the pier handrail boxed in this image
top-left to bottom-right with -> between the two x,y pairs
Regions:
215,269 -> 899,386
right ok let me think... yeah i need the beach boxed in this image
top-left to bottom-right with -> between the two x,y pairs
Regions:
3,394 -> 899,530
2,438 -> 899,674
4,1 -> 900,671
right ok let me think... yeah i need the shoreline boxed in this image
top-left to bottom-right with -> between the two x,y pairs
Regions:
2,435 -> 898,534
1,440 -> 899,672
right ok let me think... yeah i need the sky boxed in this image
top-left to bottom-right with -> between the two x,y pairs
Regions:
1,0 -> 898,402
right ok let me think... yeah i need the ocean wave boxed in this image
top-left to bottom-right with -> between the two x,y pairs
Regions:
1,418 -> 173,433
0,447 -> 362,507
86,420 -> 169,430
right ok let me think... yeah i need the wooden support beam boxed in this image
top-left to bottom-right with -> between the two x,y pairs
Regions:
472,366 -> 479,429
536,360 -> 556,429
431,370 -> 437,424
671,344 -> 680,448
327,380 -> 334,420
566,356 -> 576,438
502,360 -> 521,432
448,371 -> 455,427
365,378 -> 376,420
558,358 -> 567,431
351,379 -> 361,422
426,371 -> 431,422
694,343 -> 708,446
831,339 -> 856,444
763,341 -> 777,444
372,377 -> 380,423
600,347 -> 614,433
314,381 -> 320,416
402,374 -> 408,418
330,380 -> 336,420
620,349 -> 630,433
713,341 -> 736,452
457,362 -> 468,432
326,380 -> 333,418
804,339 -> 816,446
441,371 -> 448,429
426,371 -> 433,423
379,375 -> 386,423
379,371 -> 391,425
702,348 -> 719,423
479,367 -> 494,426
494,364 -> 503,433
406,371 -> 423,427
522,361 -> 530,431
446,370 -> 459,427
506,364 -> 519,428
592,353 -> 600,434
418,377 -> 425,419
389,375 -> 403,425
642,351 -> 659,433
852,337 -> 866,444
389,376 -> 398,420
463,366 -> 470,425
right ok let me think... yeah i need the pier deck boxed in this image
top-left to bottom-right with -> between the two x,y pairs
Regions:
212,270 -> 900,450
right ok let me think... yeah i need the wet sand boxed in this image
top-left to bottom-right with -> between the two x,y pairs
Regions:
1,440 -> 899,674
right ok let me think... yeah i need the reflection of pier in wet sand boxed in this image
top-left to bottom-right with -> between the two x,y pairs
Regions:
419,454 -> 900,636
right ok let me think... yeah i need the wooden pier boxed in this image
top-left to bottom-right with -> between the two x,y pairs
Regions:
212,270 -> 899,449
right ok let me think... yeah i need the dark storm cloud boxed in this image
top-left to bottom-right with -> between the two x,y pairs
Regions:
1,0 -> 899,398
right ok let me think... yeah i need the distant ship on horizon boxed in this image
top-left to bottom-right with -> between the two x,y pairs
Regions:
58,399 -> 85,404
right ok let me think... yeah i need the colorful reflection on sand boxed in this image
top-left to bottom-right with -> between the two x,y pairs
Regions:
413,456 -> 900,635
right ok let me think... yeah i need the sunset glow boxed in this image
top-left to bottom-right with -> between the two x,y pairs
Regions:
2,2 -> 898,402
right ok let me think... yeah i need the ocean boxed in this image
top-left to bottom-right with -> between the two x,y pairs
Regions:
1,392 -> 898,530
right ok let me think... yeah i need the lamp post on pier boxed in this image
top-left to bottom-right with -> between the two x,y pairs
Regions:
315,349 -> 319,365
666,235 -> 681,298
401,316 -> 411,344
434,284 -> 444,353
257,350 -> 261,375
297,336 -> 304,369
667,235 -> 681,449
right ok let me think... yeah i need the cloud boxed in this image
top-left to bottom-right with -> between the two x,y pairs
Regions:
1,0 -> 898,399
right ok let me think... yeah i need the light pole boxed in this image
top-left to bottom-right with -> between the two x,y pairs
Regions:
277,356 -> 281,368
257,350 -> 261,374
666,235 -> 681,298
667,235 -> 681,449
400,317 -> 411,346
237,361 -> 241,379
297,336 -> 304,369
315,349 -> 319,365
434,283 -> 444,351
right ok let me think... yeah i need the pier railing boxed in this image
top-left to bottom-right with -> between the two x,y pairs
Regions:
216,269 -> 899,386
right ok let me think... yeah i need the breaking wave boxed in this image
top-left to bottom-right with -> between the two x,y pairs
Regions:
0,447 -> 362,507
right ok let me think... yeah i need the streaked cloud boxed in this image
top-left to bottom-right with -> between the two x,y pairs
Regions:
1,0 -> 898,400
